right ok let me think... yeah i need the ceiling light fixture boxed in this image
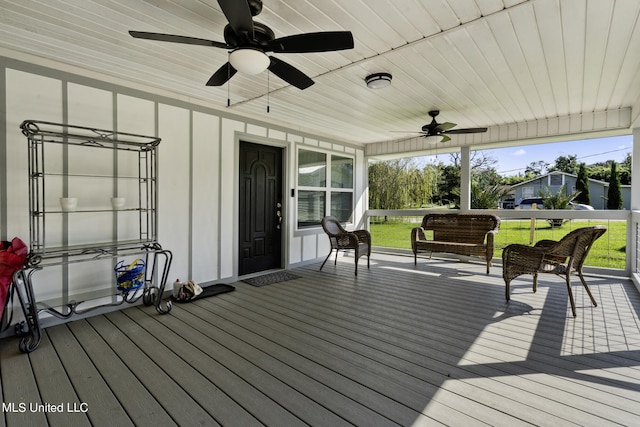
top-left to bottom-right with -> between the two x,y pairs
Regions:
229,48 -> 270,75
365,72 -> 392,89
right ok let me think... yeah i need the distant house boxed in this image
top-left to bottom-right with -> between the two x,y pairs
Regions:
506,171 -> 631,210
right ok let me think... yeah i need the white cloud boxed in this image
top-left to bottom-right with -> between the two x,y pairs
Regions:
513,149 -> 526,156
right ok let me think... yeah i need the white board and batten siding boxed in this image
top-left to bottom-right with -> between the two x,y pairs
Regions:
2,64 -> 367,319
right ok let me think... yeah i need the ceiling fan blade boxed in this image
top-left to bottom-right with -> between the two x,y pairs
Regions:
206,62 -> 237,86
217,0 -> 254,40
129,31 -> 228,48
434,122 -> 457,133
443,127 -> 488,134
268,57 -> 314,90
440,135 -> 451,143
266,31 -> 354,53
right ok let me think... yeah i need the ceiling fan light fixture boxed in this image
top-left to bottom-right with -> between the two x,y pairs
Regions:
365,72 -> 392,89
229,48 -> 270,75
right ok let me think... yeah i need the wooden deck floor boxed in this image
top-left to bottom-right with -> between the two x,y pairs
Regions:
2,253 -> 640,426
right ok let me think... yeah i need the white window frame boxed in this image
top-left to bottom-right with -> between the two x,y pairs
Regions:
296,147 -> 355,230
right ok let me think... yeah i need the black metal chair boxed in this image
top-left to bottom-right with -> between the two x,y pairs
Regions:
320,216 -> 371,276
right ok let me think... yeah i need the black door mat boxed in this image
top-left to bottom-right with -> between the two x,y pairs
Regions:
171,283 -> 235,303
242,271 -> 300,287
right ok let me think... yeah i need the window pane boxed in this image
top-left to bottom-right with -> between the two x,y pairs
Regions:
522,186 -> 534,198
298,190 -> 325,227
331,155 -> 353,188
331,192 -> 353,223
298,150 -> 326,187
549,174 -> 563,186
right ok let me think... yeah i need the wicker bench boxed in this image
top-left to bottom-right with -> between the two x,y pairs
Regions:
411,212 -> 500,274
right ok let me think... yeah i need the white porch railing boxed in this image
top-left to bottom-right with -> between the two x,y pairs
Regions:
364,208 -> 632,276
632,211 -> 640,289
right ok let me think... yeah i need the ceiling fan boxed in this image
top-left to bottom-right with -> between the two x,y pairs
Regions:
397,110 -> 488,142
128,0 -> 354,90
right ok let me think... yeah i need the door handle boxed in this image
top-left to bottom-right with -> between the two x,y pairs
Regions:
276,202 -> 282,229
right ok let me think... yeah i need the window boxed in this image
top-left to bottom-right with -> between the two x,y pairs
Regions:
330,154 -> 353,222
297,190 -> 325,227
297,149 -> 354,228
522,186 -> 534,198
330,192 -> 353,222
331,155 -> 353,188
298,150 -> 326,187
549,174 -> 563,186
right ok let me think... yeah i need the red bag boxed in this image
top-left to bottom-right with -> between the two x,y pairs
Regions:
0,237 -> 28,320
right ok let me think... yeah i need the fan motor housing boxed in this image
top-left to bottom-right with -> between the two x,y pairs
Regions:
224,21 -> 275,47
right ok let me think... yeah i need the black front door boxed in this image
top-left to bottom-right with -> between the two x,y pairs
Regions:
238,141 -> 283,275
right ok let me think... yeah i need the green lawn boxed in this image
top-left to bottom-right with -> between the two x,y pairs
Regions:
369,217 -> 626,269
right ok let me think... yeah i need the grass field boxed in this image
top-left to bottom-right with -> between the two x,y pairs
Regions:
369,217 -> 626,269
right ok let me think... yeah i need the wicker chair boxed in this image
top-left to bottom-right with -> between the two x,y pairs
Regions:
502,226 -> 606,317
320,216 -> 371,275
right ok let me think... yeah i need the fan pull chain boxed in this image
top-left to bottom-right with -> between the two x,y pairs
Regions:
267,70 -> 270,113
227,57 -> 231,107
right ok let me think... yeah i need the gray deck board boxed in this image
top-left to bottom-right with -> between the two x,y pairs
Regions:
125,306 -> 314,427
45,324 -> 134,426
215,287 -> 592,425
203,288 -> 529,426
180,300 -> 436,425
168,304 -> 386,425
0,339 -> 48,427
226,271 -> 595,425
2,253 -> 640,426
110,308 -> 258,427
77,316 -> 194,427
25,330 -> 91,427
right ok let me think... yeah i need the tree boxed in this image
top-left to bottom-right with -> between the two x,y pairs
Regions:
585,157 -> 631,185
406,164 -> 439,207
446,151 -> 504,206
438,165 -> 460,206
524,160 -> 549,176
368,159 -> 411,209
622,152 -> 632,170
618,153 -> 632,185
449,151 -> 497,170
575,163 -> 590,205
468,182 -> 511,209
538,184 -> 579,227
550,154 -> 578,174
500,172 -> 537,185
538,184 -> 579,210
586,162 -> 610,182
420,163 -> 441,206
369,158 -> 443,210
406,167 -> 424,207
472,166 -> 502,188
607,161 -> 623,210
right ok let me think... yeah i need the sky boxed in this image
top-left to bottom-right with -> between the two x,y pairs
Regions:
417,134 -> 633,177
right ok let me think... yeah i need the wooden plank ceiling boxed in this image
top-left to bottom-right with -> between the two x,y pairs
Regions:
0,0 -> 639,148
